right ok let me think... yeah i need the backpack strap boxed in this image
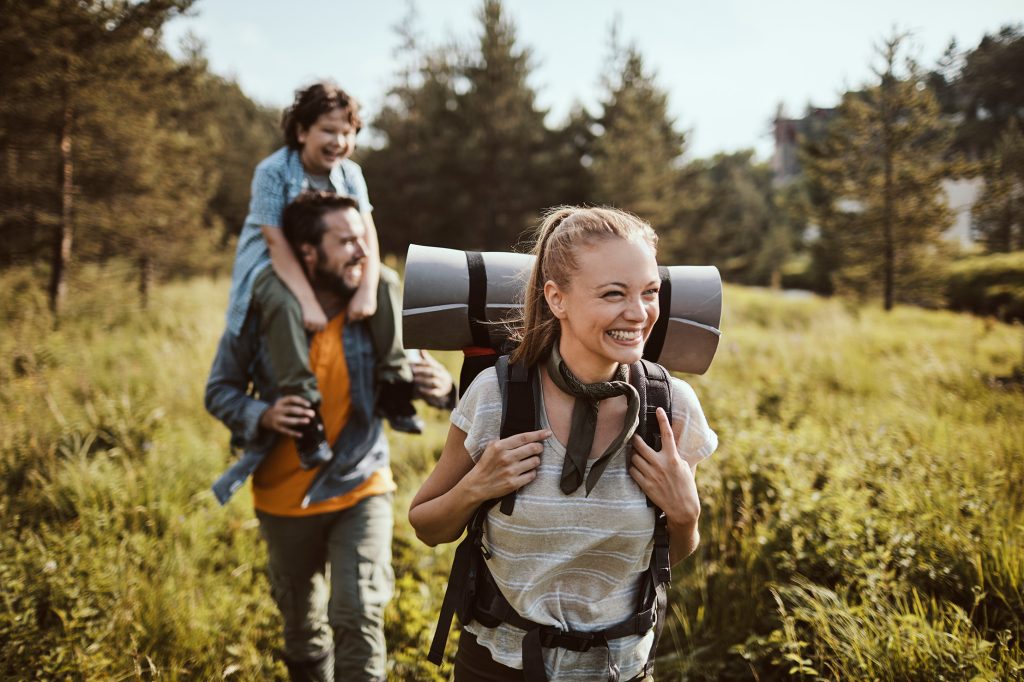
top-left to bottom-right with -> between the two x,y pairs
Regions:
495,355 -> 539,516
427,498 -> 500,665
629,359 -> 674,677
429,356 -> 676,676
642,266 -> 672,364
630,358 -> 672,452
472,565 -> 662,682
465,251 -> 491,349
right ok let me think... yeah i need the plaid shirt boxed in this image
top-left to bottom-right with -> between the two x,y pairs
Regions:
224,146 -> 372,336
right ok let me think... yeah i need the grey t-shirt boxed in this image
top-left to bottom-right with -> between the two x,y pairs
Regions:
450,368 -> 717,679
303,172 -> 334,193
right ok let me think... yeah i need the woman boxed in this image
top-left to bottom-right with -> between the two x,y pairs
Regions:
409,207 -> 717,681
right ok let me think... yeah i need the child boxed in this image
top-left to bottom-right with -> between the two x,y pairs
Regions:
225,81 -> 421,469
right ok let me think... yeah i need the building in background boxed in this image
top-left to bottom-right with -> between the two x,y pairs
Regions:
772,104 -> 982,247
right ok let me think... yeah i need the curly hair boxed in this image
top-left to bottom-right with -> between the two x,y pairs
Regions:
281,81 -> 363,149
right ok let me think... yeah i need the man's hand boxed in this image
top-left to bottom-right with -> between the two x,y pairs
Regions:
259,396 -> 315,438
346,285 -> 378,321
411,350 -> 455,409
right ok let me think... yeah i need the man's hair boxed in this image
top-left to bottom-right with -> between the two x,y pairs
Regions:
281,191 -> 360,254
281,81 -> 363,149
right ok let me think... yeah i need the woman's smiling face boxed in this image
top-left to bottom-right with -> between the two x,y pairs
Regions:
545,236 -> 660,381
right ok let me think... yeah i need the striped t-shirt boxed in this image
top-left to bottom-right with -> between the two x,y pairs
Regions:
450,367 -> 717,680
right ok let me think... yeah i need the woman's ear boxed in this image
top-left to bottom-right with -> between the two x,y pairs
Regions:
544,280 -> 567,320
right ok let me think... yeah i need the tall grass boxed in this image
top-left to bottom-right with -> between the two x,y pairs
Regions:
1,269 -> 1021,680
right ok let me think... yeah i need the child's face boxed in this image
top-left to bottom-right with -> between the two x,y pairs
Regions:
297,107 -> 357,175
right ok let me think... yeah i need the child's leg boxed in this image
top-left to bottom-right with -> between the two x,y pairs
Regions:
253,267 -> 321,405
367,266 -> 413,384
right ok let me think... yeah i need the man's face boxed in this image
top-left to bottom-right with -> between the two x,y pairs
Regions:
310,207 -> 367,296
297,108 -> 357,175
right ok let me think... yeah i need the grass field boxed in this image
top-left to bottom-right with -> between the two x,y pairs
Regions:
1,265 -> 1022,680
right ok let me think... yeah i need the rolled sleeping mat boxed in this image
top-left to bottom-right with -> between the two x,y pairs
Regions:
402,244 -> 722,374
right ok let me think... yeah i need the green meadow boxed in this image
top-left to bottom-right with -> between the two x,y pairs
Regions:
1,267 -> 1022,680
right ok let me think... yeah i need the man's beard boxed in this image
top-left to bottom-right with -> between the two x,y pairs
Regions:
313,247 -> 361,303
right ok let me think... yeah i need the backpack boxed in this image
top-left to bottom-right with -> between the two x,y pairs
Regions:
428,354 -> 674,682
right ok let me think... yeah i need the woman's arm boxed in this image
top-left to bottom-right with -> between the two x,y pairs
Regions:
629,407 -> 702,565
261,226 -> 327,331
408,425 -> 548,546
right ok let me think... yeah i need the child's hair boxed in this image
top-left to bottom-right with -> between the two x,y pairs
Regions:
508,206 -> 658,367
281,81 -> 363,149
281,191 -> 360,255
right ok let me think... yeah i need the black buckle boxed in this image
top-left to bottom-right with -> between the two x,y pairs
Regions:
540,628 -> 595,652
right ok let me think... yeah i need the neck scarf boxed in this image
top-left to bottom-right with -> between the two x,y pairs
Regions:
545,343 -> 640,496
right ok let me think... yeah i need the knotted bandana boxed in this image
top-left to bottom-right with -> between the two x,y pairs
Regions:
545,344 -> 640,496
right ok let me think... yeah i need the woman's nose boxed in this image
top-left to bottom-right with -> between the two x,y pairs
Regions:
624,296 -> 648,322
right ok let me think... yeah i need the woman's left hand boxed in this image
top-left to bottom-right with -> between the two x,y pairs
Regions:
629,407 -> 700,525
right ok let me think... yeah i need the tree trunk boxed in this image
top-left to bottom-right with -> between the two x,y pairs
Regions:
881,97 -> 895,312
138,253 -> 153,308
48,92 -> 74,319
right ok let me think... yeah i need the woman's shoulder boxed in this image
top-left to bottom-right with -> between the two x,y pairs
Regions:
454,366 -> 502,416
667,375 -> 717,460
668,375 -> 703,410
451,367 -> 505,459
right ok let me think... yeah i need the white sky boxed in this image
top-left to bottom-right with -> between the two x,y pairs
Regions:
163,0 -> 1022,160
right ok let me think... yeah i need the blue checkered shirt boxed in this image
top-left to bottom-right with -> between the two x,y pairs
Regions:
224,146 -> 372,336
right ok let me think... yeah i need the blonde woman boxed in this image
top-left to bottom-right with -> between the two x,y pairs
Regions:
410,207 -> 717,681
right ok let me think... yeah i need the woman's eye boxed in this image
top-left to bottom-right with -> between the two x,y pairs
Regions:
643,288 -> 660,297
602,291 -> 624,299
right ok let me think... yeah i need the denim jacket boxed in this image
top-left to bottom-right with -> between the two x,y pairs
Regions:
204,309 -> 388,507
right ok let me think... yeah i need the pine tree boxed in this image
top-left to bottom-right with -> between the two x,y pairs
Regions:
803,33 -> 954,310
590,42 -> 686,231
361,16 -> 467,254
681,151 -> 777,280
365,0 -> 564,253
972,120 -> 1024,252
456,0 -> 553,249
0,0 -> 194,316
953,24 -> 1024,159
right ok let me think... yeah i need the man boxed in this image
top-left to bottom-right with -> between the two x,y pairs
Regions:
205,191 -> 455,682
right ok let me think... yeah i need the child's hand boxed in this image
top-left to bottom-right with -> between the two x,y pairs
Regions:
301,299 -> 328,332
346,286 -> 377,321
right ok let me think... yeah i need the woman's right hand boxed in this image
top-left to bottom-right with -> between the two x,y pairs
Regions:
259,395 -> 315,438
463,429 -> 549,503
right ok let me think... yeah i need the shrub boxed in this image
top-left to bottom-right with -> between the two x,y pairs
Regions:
946,252 -> 1024,322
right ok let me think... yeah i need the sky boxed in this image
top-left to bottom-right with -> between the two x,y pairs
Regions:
163,0 -> 1022,160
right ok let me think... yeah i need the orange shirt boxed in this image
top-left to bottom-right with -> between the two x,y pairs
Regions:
253,313 -> 395,516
